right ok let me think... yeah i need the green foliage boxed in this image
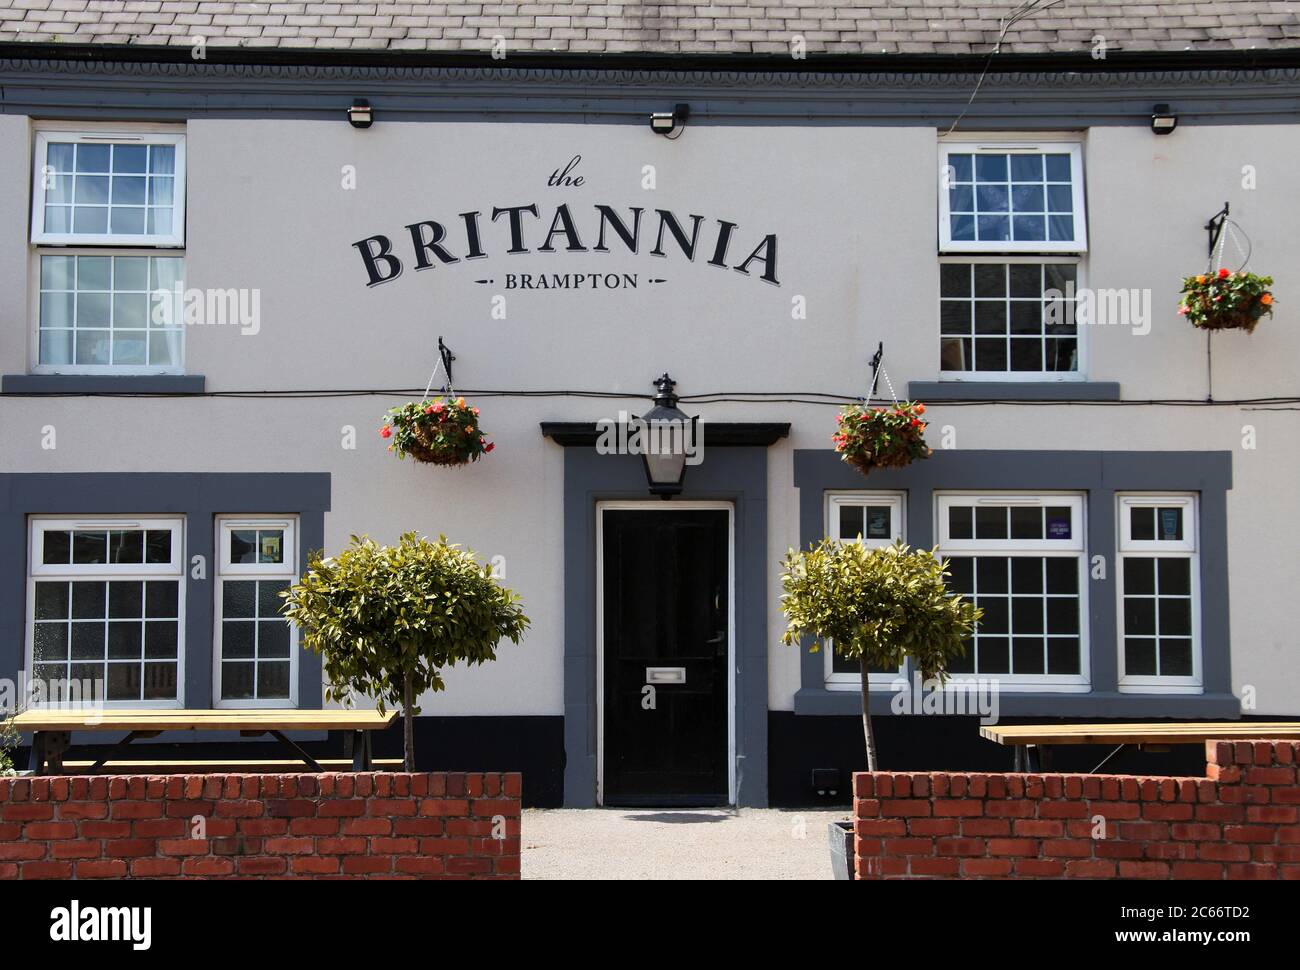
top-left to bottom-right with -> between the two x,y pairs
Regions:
832,402 -> 932,476
281,532 -> 530,715
0,716 -> 18,776
379,397 -> 494,464
1178,268 -> 1275,333
780,539 -> 980,681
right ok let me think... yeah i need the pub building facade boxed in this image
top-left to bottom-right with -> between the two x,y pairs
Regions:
0,2 -> 1297,807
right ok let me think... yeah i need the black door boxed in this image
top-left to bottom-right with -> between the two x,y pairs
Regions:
602,508 -> 730,806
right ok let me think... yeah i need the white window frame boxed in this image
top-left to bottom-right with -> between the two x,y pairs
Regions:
26,515 -> 186,709
30,249 -> 187,377
1117,495 -> 1202,694
938,140 -> 1088,254
31,129 -> 187,247
214,516 -> 299,709
937,255 -> 1088,383
824,492 -> 907,691
936,492 -> 1090,690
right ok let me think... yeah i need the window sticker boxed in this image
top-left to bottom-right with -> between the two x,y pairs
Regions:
866,507 -> 891,539
1159,508 -> 1183,542
259,532 -> 283,564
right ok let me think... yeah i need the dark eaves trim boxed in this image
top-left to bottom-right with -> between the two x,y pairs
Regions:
2,41 -> 1300,75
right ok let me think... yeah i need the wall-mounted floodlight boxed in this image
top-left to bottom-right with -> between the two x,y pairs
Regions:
348,99 -> 374,129
1151,104 -> 1177,135
650,104 -> 690,138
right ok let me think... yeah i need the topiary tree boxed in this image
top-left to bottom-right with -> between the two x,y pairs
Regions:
780,539 -> 980,771
282,532 -> 530,770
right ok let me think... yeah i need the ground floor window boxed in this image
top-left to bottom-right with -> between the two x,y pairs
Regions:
825,493 -> 905,687
28,516 -> 184,704
215,517 -> 297,706
937,494 -> 1088,688
1118,495 -> 1200,692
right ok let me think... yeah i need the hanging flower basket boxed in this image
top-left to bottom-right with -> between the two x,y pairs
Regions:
1178,268 -> 1275,334
833,401 -> 932,477
379,397 -> 494,466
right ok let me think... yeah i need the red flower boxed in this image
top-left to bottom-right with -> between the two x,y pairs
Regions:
1218,268 -> 1230,279
424,405 -> 435,414
484,442 -> 495,453
1177,306 -> 1189,315
379,426 -> 392,439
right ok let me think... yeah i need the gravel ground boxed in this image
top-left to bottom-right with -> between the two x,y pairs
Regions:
522,807 -> 849,880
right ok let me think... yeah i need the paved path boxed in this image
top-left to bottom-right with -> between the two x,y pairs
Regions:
522,807 -> 848,880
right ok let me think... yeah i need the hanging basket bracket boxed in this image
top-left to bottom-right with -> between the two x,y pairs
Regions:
1205,201 -> 1229,261
437,337 -> 456,392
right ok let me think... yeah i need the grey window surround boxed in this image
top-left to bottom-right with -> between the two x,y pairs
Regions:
908,381 -> 1122,402
552,441 -> 772,808
0,472 -> 331,714
792,449 -> 1240,718
2,375 -> 207,394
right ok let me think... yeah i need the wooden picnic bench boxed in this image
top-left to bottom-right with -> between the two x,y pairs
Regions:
13,708 -> 398,775
981,721 -> 1300,773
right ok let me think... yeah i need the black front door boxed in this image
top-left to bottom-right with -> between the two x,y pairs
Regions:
602,508 -> 730,806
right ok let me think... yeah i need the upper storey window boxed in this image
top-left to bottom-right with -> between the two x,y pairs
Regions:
30,128 -> 187,375
939,143 -> 1086,254
31,131 -> 186,247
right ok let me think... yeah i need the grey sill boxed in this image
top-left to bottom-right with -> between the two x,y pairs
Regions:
907,381 -> 1121,401
794,687 -> 1242,718
2,374 -> 206,394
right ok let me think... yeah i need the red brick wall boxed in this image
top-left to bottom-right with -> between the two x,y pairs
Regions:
854,740 -> 1300,880
0,771 -> 520,879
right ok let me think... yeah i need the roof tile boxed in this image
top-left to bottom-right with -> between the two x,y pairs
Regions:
0,0 -> 1294,55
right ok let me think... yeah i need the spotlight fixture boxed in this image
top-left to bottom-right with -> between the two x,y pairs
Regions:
1151,103 -> 1177,135
649,103 -> 690,137
348,99 -> 374,129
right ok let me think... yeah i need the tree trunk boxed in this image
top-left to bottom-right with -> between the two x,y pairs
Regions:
403,668 -> 416,772
859,654 -> 878,772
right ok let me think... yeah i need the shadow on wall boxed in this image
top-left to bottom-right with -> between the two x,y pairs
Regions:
622,812 -> 734,824
15,715 -> 566,808
768,713 -> 1211,808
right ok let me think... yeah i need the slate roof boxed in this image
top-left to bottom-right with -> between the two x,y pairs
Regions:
0,0 -> 1297,56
